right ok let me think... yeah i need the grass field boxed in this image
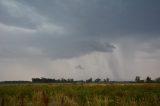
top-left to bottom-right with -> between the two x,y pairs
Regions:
0,83 -> 160,106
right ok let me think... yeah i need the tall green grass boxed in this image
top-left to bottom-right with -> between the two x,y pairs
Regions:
0,83 -> 160,106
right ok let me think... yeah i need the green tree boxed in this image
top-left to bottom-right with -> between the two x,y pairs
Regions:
155,77 -> 160,82
135,76 -> 140,82
146,76 -> 152,83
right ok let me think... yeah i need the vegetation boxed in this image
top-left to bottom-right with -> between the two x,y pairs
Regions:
0,83 -> 160,106
31,76 -> 160,83
155,77 -> 160,82
146,76 -> 152,83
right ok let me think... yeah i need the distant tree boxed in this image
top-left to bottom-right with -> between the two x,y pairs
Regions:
67,78 -> 74,82
32,78 -> 41,83
155,77 -> 160,83
146,76 -> 152,83
95,78 -> 101,83
104,78 -> 109,83
106,78 -> 109,82
61,78 -> 66,83
135,76 -> 140,82
86,78 -> 92,83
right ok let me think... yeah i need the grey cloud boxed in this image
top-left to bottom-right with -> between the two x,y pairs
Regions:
16,0 -> 160,38
1,0 -> 160,38
32,38 -> 116,59
0,0 -> 160,80
0,31 -> 115,59
0,0 -> 38,29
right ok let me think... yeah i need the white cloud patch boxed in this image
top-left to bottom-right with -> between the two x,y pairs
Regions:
0,0 -> 65,35
0,0 -> 46,23
0,23 -> 36,34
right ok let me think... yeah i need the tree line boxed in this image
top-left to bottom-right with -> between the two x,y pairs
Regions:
31,76 -> 160,83
135,76 -> 160,83
31,77 -> 110,83
0,76 -> 159,84
32,78 -> 74,83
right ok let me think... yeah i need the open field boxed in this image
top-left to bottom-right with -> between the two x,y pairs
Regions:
0,83 -> 160,106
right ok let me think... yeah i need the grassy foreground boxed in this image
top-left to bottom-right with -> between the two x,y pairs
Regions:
0,83 -> 160,106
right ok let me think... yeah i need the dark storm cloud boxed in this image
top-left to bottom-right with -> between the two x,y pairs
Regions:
17,0 -> 160,37
0,0 -> 37,29
0,34 -> 115,59
0,0 -> 160,59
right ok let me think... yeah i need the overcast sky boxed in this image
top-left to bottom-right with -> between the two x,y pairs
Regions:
0,0 -> 160,81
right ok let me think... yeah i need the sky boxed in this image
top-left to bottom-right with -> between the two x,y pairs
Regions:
0,0 -> 160,81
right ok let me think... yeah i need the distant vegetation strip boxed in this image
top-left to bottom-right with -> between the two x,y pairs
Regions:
0,76 -> 160,84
